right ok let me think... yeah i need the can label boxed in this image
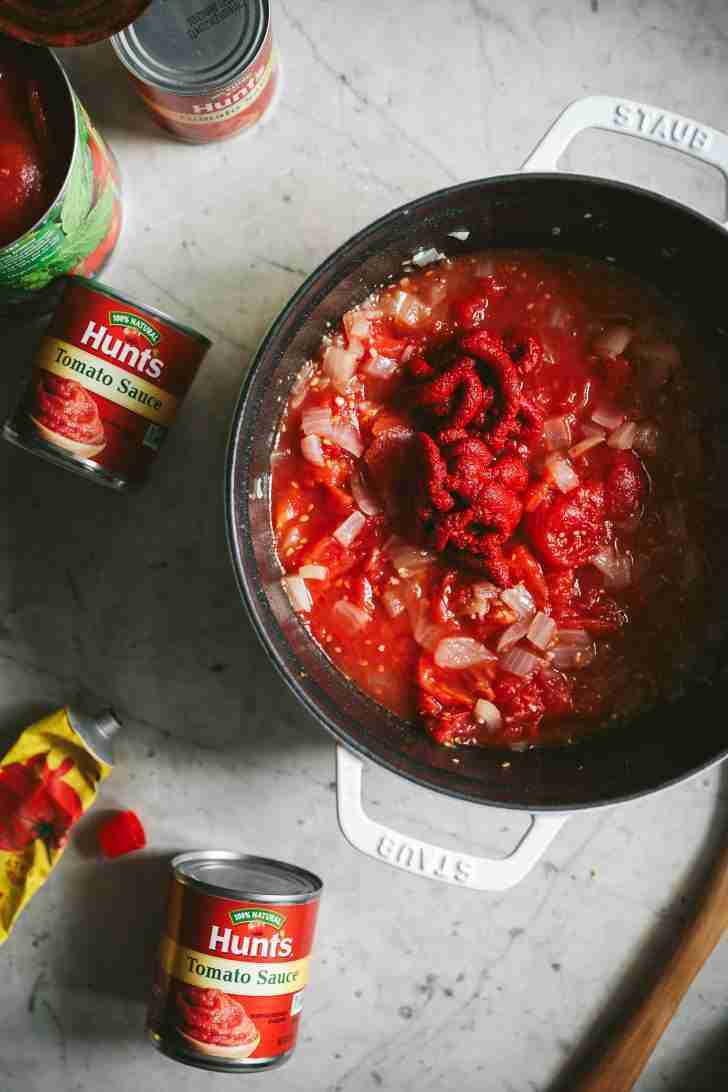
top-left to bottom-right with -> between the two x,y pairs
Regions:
130,25 -> 278,144
148,883 -> 320,1065
8,279 -> 208,485
0,96 -> 121,310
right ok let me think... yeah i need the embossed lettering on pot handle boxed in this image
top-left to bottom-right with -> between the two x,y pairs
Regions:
522,94 -> 728,225
336,746 -> 566,892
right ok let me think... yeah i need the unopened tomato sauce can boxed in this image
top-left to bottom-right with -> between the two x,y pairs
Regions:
147,852 -> 322,1073
3,275 -> 211,490
111,0 -> 279,144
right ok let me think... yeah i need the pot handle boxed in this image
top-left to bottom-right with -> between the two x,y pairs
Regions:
522,95 -> 728,223
336,746 -> 566,891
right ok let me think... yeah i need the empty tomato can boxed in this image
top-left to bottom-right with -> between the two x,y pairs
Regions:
111,0 -> 279,144
147,851 -> 322,1073
3,275 -> 211,489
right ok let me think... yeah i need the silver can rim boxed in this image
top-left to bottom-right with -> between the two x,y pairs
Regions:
110,0 -> 270,97
171,850 -> 323,903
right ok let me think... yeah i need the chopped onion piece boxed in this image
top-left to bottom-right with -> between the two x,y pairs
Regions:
448,229 -> 470,242
343,309 -> 373,341
544,415 -> 572,451
301,434 -> 325,466
382,589 -> 406,618
411,247 -> 446,267
527,611 -> 557,650
496,620 -> 531,652
499,645 -> 542,677
549,643 -> 594,669
384,289 -> 430,328
364,354 -> 399,379
569,434 -> 605,459
590,546 -> 632,589
333,510 -> 367,547
289,362 -> 316,409
582,421 -> 607,439
416,622 -> 449,652
323,345 -> 360,392
330,421 -> 364,457
388,540 -> 437,576
282,575 -> 312,613
351,469 -> 381,515
471,581 -> 499,617
434,637 -> 496,669
333,599 -> 370,632
474,699 -> 502,732
632,421 -> 660,457
545,453 -> 579,493
299,564 -> 328,581
592,405 -> 624,430
607,420 -> 638,450
302,406 -> 333,437
501,583 -> 536,620
593,325 -> 633,359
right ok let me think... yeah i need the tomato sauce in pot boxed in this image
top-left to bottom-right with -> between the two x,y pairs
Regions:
271,250 -> 708,750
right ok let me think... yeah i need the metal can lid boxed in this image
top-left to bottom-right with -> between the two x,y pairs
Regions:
111,0 -> 268,95
172,851 -> 323,903
0,0 -> 153,46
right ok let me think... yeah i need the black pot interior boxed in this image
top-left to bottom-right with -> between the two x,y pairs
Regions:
227,173 -> 728,810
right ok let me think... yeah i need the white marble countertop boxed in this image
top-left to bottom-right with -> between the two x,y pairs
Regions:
3,2 -> 728,1090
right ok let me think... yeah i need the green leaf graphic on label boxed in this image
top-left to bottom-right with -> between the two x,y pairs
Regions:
229,908 -> 286,929
60,144 -> 94,237
108,311 -> 160,345
53,178 -> 114,271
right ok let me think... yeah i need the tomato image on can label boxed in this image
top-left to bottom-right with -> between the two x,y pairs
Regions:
4,276 -> 211,489
147,853 -> 322,1073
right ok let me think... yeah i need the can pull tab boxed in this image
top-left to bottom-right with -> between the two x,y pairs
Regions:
67,706 -> 121,766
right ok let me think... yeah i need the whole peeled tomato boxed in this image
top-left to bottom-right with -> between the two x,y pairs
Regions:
525,481 -> 607,569
605,450 -> 648,523
0,124 -> 49,247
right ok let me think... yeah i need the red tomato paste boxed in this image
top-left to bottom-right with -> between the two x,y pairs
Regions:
0,37 -> 63,246
147,852 -> 322,1073
33,375 -> 105,448
272,250 -> 706,749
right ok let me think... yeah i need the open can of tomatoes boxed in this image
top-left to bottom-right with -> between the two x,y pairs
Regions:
147,851 -> 322,1073
3,275 -> 211,490
111,0 -> 279,144
0,36 -> 122,315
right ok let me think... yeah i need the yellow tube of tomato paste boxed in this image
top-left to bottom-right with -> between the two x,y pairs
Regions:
0,706 -> 119,945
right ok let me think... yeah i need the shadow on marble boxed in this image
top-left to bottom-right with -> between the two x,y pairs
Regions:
550,761 -> 728,1092
667,1019 -> 728,1090
48,852 -> 173,1010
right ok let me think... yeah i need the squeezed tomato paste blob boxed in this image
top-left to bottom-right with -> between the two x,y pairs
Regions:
33,375 -> 105,447
0,40 -> 60,247
175,985 -> 258,1048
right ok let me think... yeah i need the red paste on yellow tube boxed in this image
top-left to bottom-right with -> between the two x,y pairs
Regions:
0,707 -> 114,944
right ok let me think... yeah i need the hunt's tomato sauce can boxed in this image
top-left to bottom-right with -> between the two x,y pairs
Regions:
147,851 -> 322,1073
3,275 -> 211,490
111,0 -> 279,144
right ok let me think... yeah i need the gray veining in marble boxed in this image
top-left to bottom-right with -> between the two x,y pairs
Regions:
2,1 -> 728,1090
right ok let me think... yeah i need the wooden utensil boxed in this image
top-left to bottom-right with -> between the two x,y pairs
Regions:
573,841 -> 728,1091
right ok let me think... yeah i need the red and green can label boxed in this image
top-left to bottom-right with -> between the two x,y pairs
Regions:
147,882 -> 320,1065
0,97 -> 121,309
8,277 -> 209,486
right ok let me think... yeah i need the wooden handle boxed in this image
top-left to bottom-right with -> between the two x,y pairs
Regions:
573,839 -> 728,1092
